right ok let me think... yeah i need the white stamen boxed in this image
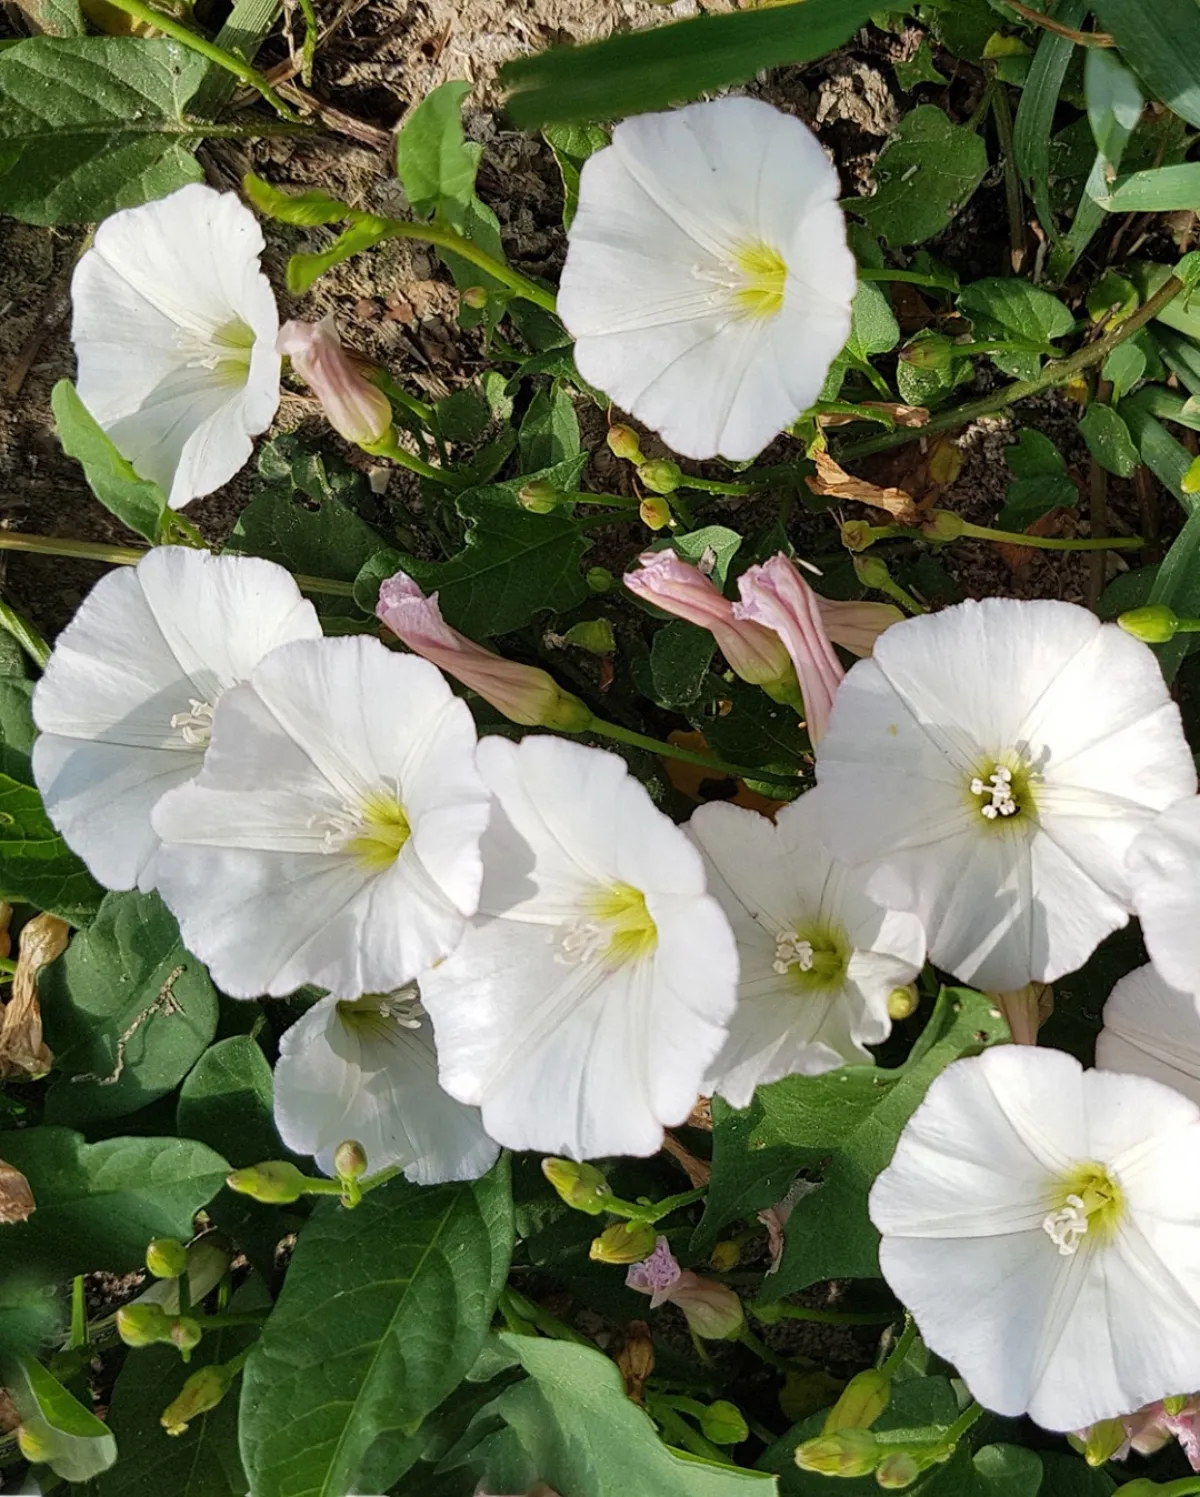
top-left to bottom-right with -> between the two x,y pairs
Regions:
310,803 -> 365,855
1042,1194 -> 1089,1256
555,918 -> 610,967
971,766 -> 1018,820
170,698 -> 215,749
773,931 -> 816,976
377,993 -> 425,1029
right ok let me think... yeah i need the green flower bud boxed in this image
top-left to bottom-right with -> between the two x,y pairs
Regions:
640,496 -> 672,531
1083,1416 -> 1129,1467
561,619 -> 616,656
117,1302 -> 174,1348
226,1160 -> 310,1204
922,510 -> 965,543
586,567 -> 615,594
852,555 -> 893,590
794,1428 -> 881,1477
170,1316 -> 203,1358
541,1157 -> 612,1214
709,1240 -> 741,1272
146,1237 -> 189,1280
607,424 -> 644,463
900,334 -> 954,372
1118,605 -> 1180,644
887,985 -> 918,1021
823,1369 -> 891,1433
519,480 -> 565,514
590,1220 -> 658,1264
333,1140 -> 368,1181
701,1400 -> 749,1446
462,286 -> 489,309
161,1364 -> 236,1437
875,1452 -> 923,1489
638,459 -> 682,495
842,520 -> 874,553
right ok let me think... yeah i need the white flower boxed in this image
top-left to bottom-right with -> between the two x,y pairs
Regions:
1097,962 -> 1200,1108
870,1046 -> 1200,1432
688,797 -> 924,1108
420,735 -> 738,1159
557,98 -> 856,463
71,183 -> 280,508
151,636 -> 490,999
273,990 -> 499,1186
1126,795 -> 1200,1000
813,598 -> 1196,992
32,547 -> 319,894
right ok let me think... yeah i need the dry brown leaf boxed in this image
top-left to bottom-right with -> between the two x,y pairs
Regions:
807,449 -> 920,524
663,731 -> 785,816
0,913 -> 68,1080
817,402 -> 930,429
994,506 -> 1070,576
662,1130 -> 712,1188
615,1321 -> 655,1405
0,1158 -> 35,1224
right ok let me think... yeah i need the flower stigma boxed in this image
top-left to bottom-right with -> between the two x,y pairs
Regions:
174,316 -> 256,386
556,883 -> 658,968
170,698 -> 215,749
773,922 -> 849,991
1042,1162 -> 1125,1256
689,242 -> 788,323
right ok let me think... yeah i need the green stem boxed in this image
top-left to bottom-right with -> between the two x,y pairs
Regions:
940,1400 -> 984,1448
196,1311 -> 268,1329
839,275 -> 1186,460
737,1324 -> 797,1374
584,715 -> 802,788
501,1287 -> 593,1347
96,0 -> 306,122
858,267 -> 959,294
752,1302 -> 897,1328
375,372 -> 435,428
953,518 -> 1142,552
70,1277 -> 88,1352
560,490 -> 642,509
0,957 -> 15,976
646,1398 -> 736,1466
641,1186 -> 707,1225
371,214 -> 558,315
369,428 -> 460,486
990,79 -> 1026,275
0,595 -> 50,669
678,475 -> 756,496
878,1314 -> 916,1377
293,0 -> 317,85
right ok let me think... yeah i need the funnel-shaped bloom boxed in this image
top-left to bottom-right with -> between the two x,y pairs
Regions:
152,636 -> 490,998
870,1046 -> 1200,1431
1127,796 -> 1200,1000
814,599 -> 1196,991
277,315 -> 392,446
420,735 -> 738,1159
32,548 -> 319,893
558,98 -> 856,462
273,988 -> 499,1185
376,572 -> 592,730
71,184 -> 280,508
734,555 -> 845,743
689,796 -> 924,1107
1097,962 -> 1200,1107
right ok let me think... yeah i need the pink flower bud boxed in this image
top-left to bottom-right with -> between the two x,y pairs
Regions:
624,551 -> 797,698
625,1236 -> 744,1339
376,572 -> 593,732
734,555 -> 845,744
277,315 -> 393,447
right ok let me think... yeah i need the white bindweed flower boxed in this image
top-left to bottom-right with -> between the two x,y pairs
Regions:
273,989 -> 499,1185
1097,962 -> 1200,1108
557,98 -> 856,462
688,797 -> 924,1108
812,599 -> 1196,991
151,636 -> 490,999
870,1046 -> 1200,1432
32,547 -> 319,894
1126,796 -> 1200,1000
420,735 -> 738,1159
71,183 -> 280,508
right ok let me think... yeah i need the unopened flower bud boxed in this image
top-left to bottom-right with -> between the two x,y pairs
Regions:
638,459 -> 681,495
900,334 -> 954,371
852,555 -> 893,591
277,316 -> 393,447
333,1140 -> 368,1182
462,286 -> 489,310
875,1452 -> 923,1489
640,496 -> 672,530
794,1428 -> 881,1477
587,566 -> 615,593
590,1220 -> 659,1264
146,1237 -> 189,1280
161,1363 -> 236,1436
702,1400 -> 749,1446
842,520 -> 874,553
607,424 -> 644,463
887,985 -> 918,1021
117,1302 -> 174,1347
560,619 -> 615,655
615,1319 -> 655,1403
1084,1416 -> 1129,1466
823,1369 -> 891,1433
542,1157 -> 612,1214
710,1239 -> 741,1272
1118,604 -> 1180,643
170,1316 -> 203,1357
923,510 -> 965,543
519,480 -> 565,513
226,1160 -> 310,1204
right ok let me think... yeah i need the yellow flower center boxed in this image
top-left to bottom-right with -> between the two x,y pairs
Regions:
967,756 -> 1037,828
1042,1162 -> 1125,1255
589,883 -> 658,966
773,920 -> 849,992
333,790 -> 411,871
731,241 -> 788,321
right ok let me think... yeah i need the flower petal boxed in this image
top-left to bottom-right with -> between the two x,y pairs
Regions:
1128,797 -> 1200,996
1097,963 -> 1200,1107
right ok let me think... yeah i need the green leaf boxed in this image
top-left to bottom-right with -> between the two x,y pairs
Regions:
243,172 -> 350,226
51,381 -> 170,542
395,79 -> 480,226
850,105 -> 987,248
1102,339 -> 1146,400
651,621 -> 714,709
0,769 -> 104,926
446,1334 -> 775,1495
924,0 -> 996,62
1079,404 -> 1139,477
1004,428 -> 1065,479
8,1355 -> 116,1483
895,38 -> 948,90
1012,0 -> 1088,240
847,280 -> 902,359
1085,46 -> 1143,175
543,122 -> 609,228
40,890 -> 219,1125
18,0 -> 85,36
287,217 -> 392,296
0,1280 -> 61,1365
1122,387 -> 1195,510
1036,1452 -> 1115,1496
1090,0 -> 1200,131
1149,507 -> 1200,682
696,987 -> 1001,1294
957,278 -> 1074,349
998,473 -> 1078,530
1092,162 -> 1200,212
502,0 -> 879,127
518,386 -> 581,471
671,525 -> 743,590
0,37 -> 206,224
0,1129 -> 228,1284
239,1159 -> 515,1497
435,388 -> 492,446
354,461 -> 591,636
697,675 -> 808,781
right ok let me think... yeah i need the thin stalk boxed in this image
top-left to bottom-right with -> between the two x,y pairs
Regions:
642,1186 -> 707,1224
1004,0 -> 1114,46
953,518 -> 1141,552
647,1398 -> 735,1466
95,0 -> 306,121
839,275 -> 1186,460
370,428 -> 461,486
375,372 -> 434,428
584,716 -> 802,788
373,215 -> 558,315
858,267 -> 959,294
293,0 -> 317,85
0,595 -> 50,669
70,1277 -> 88,1351
560,490 -> 642,509
737,1324 -> 796,1374
752,1302 -> 897,1328
679,475 -> 755,497
501,1287 -> 593,1347
940,1400 -> 985,1447
877,1314 -> 916,1376
990,80 -> 1026,273
196,1311 -> 268,1329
